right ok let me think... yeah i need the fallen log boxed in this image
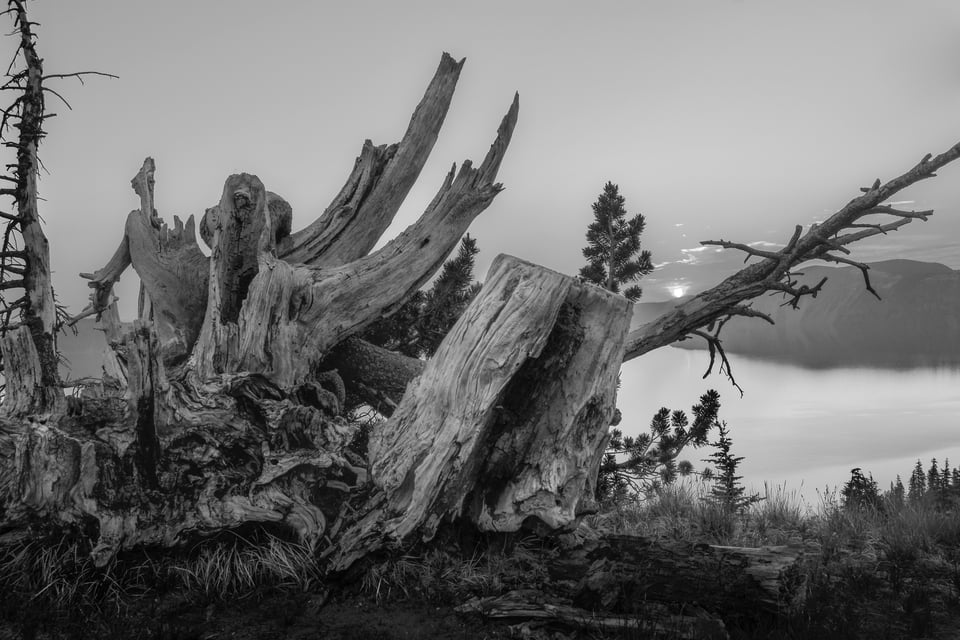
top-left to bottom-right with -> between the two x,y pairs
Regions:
457,589 -> 729,640
456,532 -> 812,638
552,534 -> 810,615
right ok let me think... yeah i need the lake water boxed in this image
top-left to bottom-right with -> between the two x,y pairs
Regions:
618,347 -> 960,506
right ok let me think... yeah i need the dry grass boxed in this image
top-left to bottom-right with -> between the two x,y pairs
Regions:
0,529 -> 324,639
361,534 -> 551,605
4,481 -> 960,639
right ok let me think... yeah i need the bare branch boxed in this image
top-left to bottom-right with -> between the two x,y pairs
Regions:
834,218 -> 911,246
0,277 -> 22,289
818,253 -> 880,299
699,239 -> 781,262
280,53 -> 467,267
864,205 -> 933,220
42,85 -> 70,109
782,225 -> 803,254
65,294 -> 118,327
727,304 -> 774,325
42,71 -> 118,83
624,137 -> 960,363
768,276 -> 828,309
690,327 -> 742,396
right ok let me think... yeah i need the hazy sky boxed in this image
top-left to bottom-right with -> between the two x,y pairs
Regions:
21,0 -> 960,313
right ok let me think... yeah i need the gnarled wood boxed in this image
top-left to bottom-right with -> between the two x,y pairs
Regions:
131,158 -> 158,321
0,360 -> 366,565
233,94 -> 519,389
123,321 -> 169,488
329,254 -> 632,569
199,191 -> 291,251
82,159 -> 209,367
1,16 -> 958,625
0,326 -> 60,416
191,173 -> 272,378
321,337 -> 425,415
279,53 -> 465,268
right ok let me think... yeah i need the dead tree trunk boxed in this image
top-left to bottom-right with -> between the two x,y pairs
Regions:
0,5 -> 958,624
330,255 -> 632,569
0,1 -> 65,415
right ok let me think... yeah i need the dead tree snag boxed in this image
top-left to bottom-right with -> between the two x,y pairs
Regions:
0,4 -> 957,627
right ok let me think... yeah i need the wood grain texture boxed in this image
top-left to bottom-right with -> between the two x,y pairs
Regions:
0,326 -> 60,416
329,254 -> 632,570
82,159 -> 209,367
280,53 -> 465,268
235,94 -> 518,388
191,174 -> 271,378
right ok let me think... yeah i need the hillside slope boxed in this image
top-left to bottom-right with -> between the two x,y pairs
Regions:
633,260 -> 960,367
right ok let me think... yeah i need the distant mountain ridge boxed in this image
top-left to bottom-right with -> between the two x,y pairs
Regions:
632,259 -> 960,368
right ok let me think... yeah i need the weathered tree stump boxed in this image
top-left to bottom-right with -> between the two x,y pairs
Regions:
330,254 -> 633,569
0,15 -> 958,626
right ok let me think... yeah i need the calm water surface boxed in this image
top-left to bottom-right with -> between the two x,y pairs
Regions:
618,347 -> 960,504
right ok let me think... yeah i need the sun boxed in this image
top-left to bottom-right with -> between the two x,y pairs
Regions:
671,286 -> 686,298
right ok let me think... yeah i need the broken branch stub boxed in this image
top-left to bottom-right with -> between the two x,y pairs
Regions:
232,94 -> 519,389
191,173 -> 273,379
279,53 -> 465,268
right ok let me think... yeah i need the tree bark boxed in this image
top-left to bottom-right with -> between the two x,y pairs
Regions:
224,94 -> 519,389
81,159 -> 209,367
0,2 -> 63,413
0,326 -> 60,416
191,173 -> 273,379
278,53 -> 465,268
329,254 -> 632,569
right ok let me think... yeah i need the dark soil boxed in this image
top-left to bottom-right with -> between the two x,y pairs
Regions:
0,590 -> 514,640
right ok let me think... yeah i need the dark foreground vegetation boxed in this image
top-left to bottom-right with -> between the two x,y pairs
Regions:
4,458 -> 960,640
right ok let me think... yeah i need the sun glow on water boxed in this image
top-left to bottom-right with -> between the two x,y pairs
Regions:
671,287 -> 686,298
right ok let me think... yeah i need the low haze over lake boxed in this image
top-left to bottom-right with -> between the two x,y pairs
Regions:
621,347 -> 960,503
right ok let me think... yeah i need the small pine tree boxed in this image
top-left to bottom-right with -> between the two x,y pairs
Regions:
579,182 -> 654,301
928,458 -> 940,494
362,235 -> 481,358
416,235 -> 481,356
703,421 -> 761,513
841,467 -> 882,512
360,291 -> 425,357
889,475 -> 906,506
596,390 -> 720,502
908,459 -> 926,503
